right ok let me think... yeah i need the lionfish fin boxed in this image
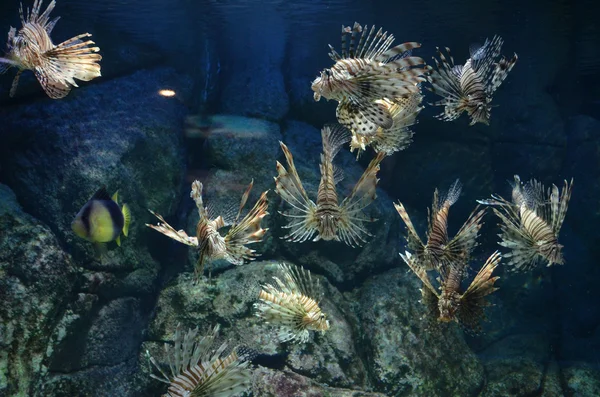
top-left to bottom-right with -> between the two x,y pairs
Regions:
427,47 -> 466,121
445,206 -> 486,267
36,33 -> 101,99
394,201 -> 426,261
488,52 -> 518,95
146,209 -> 199,247
400,251 -> 440,299
321,124 -> 350,162
457,251 -> 501,331
9,70 -> 23,97
224,190 -> 269,265
275,142 -> 319,243
469,35 -> 504,77
337,152 -> 385,247
336,99 -> 380,137
550,178 -> 573,236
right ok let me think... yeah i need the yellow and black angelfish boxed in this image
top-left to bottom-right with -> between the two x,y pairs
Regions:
72,187 -> 131,250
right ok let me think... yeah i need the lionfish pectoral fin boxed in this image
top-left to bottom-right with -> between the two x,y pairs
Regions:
223,191 -> 269,264
9,70 -> 23,97
336,99 -> 379,137
444,206 -> 486,268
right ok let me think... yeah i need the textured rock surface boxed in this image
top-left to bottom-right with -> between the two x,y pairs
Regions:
0,184 -> 78,397
0,67 -> 189,395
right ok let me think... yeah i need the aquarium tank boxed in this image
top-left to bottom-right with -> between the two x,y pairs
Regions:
0,0 -> 599,396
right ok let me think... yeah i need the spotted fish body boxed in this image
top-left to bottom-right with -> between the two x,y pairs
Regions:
147,180 -> 269,280
400,250 -> 501,332
428,35 -> 517,126
394,179 -> 485,272
275,125 -> 385,247
312,22 -> 429,138
478,175 -> 573,272
0,0 -> 101,98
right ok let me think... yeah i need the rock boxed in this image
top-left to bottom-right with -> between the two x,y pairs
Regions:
477,334 -> 553,396
562,364 -> 600,397
0,184 -> 78,396
142,261 -> 371,395
351,267 -> 485,396
0,67 -> 189,395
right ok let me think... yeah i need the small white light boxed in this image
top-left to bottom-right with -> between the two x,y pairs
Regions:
158,89 -> 176,97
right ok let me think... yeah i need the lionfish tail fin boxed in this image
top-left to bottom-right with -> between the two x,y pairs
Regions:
336,152 -> 385,246
321,124 -> 350,162
458,251 -> 501,331
38,33 -> 101,99
224,190 -> 269,265
488,52 -> 518,95
190,180 -> 209,219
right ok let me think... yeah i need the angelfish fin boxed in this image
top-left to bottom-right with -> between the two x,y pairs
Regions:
121,203 -> 131,237
115,235 -> 121,247
111,190 -> 119,203
91,186 -> 111,201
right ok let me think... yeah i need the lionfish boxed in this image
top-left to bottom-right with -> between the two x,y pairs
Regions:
147,180 -> 269,279
311,22 -> 429,138
254,263 -> 330,343
275,125 -> 385,247
428,35 -> 517,125
146,323 -> 251,397
400,250 -> 501,332
477,175 -> 573,271
349,93 -> 423,158
394,179 -> 486,271
0,0 -> 102,99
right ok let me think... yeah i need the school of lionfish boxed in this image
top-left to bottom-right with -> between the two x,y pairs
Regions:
1,2 -> 574,395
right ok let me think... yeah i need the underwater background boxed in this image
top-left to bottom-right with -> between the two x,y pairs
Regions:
0,0 -> 599,396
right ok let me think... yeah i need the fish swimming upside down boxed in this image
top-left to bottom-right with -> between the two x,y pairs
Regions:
147,180 -> 269,280
275,125 -> 385,247
428,35 -> 517,126
311,22 -> 429,138
72,187 -> 131,250
0,0 -> 102,98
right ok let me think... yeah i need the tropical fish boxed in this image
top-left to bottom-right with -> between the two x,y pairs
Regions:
394,179 -> 485,272
0,0 -> 102,99
311,22 -> 429,138
254,263 -> 329,343
400,250 -> 501,332
275,125 -> 385,247
147,180 -> 269,280
428,35 -> 517,125
146,323 -> 251,397
72,187 -> 131,249
477,175 -> 573,271
349,93 -> 423,158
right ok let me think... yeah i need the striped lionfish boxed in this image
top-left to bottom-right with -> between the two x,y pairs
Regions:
400,250 -> 501,332
477,175 -> 573,272
394,179 -> 486,272
428,35 -> 517,125
0,0 -> 102,99
311,22 -> 429,139
254,263 -> 329,343
146,323 -> 251,397
349,93 -> 423,158
275,125 -> 385,247
147,180 -> 269,280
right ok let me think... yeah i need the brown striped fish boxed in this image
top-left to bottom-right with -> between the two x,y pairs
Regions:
428,35 -> 517,126
254,263 -> 329,343
478,175 -> 573,272
401,250 -> 501,332
147,180 -> 269,280
394,179 -> 486,271
311,22 -> 429,138
275,125 -> 385,247
0,0 -> 101,99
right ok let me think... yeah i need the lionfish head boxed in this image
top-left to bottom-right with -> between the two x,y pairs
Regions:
317,212 -> 339,241
311,69 -> 332,102
305,310 -> 330,332
469,102 -> 491,126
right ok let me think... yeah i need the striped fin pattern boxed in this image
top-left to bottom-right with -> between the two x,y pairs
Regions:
275,141 -> 319,243
478,176 -> 573,271
337,151 -> 385,247
254,263 -> 329,343
147,323 -> 251,397
457,251 -> 501,332
428,36 -> 516,126
394,202 -> 426,263
146,210 -> 199,247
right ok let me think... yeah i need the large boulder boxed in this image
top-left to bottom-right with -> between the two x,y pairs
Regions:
0,67 -> 190,395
